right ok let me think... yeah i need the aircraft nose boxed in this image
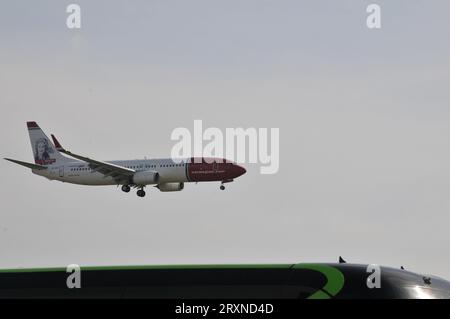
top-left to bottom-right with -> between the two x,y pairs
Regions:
234,164 -> 246,177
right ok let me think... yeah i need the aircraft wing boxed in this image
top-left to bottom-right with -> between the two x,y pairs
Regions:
51,134 -> 135,183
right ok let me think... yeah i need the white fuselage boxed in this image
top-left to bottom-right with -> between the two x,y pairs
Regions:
8,121 -> 246,197
33,158 -> 189,186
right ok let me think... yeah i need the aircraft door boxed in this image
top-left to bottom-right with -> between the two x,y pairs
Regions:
59,166 -> 64,177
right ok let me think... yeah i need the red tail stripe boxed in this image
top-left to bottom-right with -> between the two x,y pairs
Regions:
27,121 -> 39,128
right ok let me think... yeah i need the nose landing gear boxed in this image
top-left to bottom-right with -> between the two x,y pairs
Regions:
220,179 -> 233,190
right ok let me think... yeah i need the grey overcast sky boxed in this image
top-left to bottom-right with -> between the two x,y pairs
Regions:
1,1 -> 450,279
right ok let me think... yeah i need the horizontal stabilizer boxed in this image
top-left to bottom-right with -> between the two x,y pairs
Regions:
4,158 -> 47,170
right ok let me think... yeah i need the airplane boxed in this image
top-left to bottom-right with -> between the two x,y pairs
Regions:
4,122 -> 246,197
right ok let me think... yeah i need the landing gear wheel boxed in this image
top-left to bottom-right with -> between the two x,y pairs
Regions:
121,185 -> 131,193
137,189 -> 146,197
220,185 -> 225,190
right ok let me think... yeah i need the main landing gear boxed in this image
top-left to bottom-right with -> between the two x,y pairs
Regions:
121,185 -> 145,197
137,189 -> 146,197
220,185 -> 225,190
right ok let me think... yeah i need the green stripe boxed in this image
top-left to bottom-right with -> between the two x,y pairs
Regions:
307,290 -> 331,299
293,264 -> 345,299
0,264 -> 294,274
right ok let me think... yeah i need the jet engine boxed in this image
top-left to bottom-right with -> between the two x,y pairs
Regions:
132,171 -> 159,185
156,182 -> 184,192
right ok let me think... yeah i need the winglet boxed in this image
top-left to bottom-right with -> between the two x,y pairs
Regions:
51,134 -> 64,151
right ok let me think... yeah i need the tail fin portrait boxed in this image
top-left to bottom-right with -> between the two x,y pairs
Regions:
27,121 -> 69,165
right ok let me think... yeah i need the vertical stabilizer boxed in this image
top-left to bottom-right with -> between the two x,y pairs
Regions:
27,121 -> 70,165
